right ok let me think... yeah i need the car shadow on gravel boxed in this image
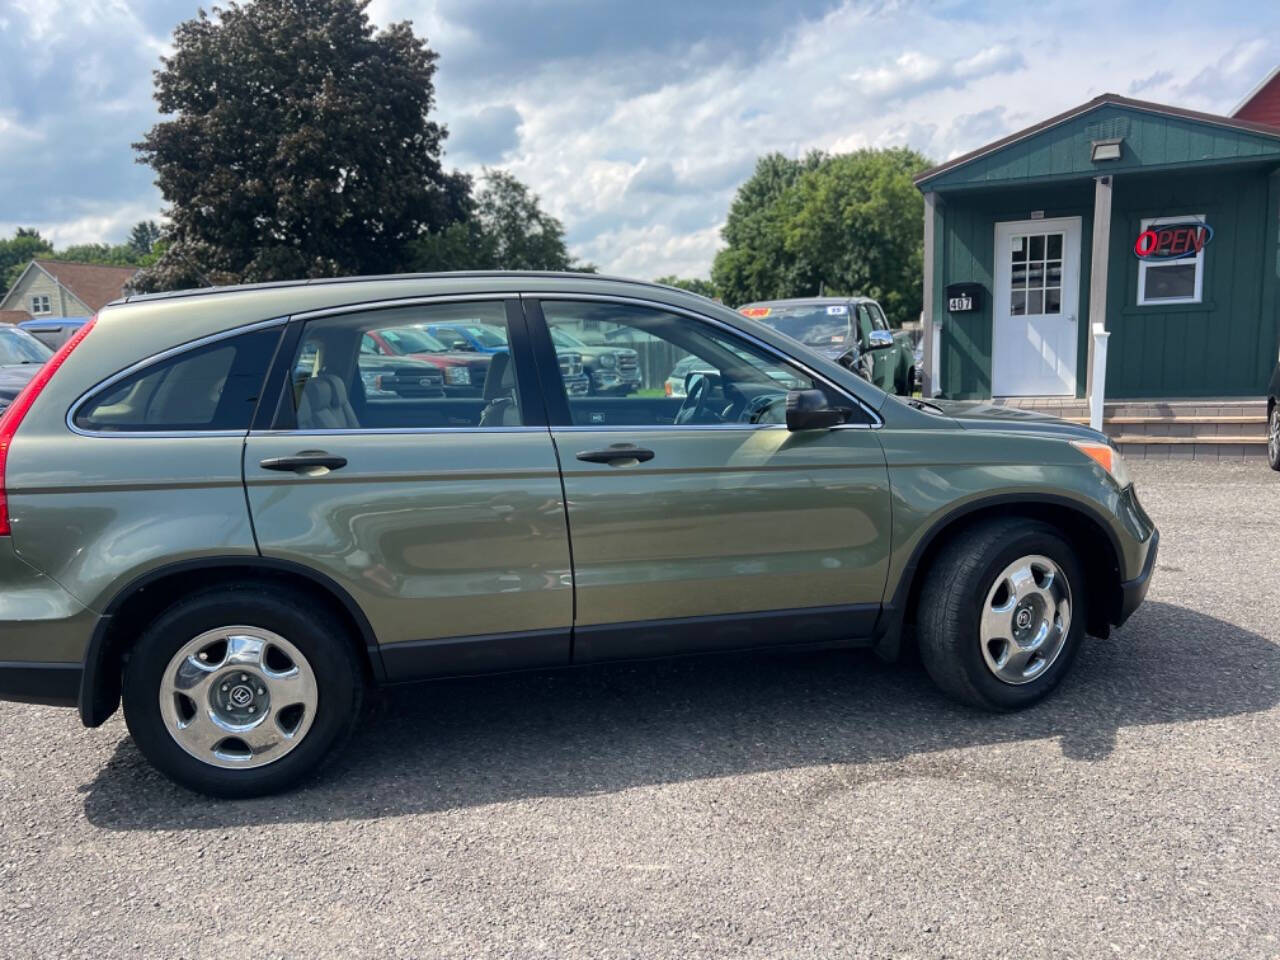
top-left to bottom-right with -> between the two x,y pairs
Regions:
82,601 -> 1279,830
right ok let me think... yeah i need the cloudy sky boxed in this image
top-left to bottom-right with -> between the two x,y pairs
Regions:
1,0 -> 1278,278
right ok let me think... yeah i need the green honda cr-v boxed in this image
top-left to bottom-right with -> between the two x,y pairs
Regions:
0,273 -> 1157,797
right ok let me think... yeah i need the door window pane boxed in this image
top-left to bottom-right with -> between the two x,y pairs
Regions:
539,301 -> 853,427
280,302 -> 524,430
1010,231 -> 1065,317
74,326 -> 280,432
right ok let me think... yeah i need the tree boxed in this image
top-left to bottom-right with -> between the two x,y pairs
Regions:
710,152 -> 826,306
411,169 -> 592,272
132,0 -> 470,292
711,147 -> 931,327
654,276 -> 718,299
0,229 -> 55,297
128,221 -> 163,257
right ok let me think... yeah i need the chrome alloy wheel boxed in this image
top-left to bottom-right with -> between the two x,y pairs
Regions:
1269,407 -> 1280,466
979,555 -> 1072,685
159,626 -> 318,769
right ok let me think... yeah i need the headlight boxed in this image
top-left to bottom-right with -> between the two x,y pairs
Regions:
445,366 -> 471,385
598,353 -> 617,369
361,371 -> 394,396
1070,440 -> 1132,488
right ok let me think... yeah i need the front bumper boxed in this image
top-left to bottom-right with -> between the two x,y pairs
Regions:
1116,528 -> 1158,627
0,661 -> 81,706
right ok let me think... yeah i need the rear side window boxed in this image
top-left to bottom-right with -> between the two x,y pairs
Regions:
73,326 -> 281,433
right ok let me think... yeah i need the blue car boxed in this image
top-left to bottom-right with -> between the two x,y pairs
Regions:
425,321 -> 590,396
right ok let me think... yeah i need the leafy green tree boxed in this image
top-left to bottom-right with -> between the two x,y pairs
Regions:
51,243 -> 141,267
133,0 -> 470,292
0,229 -> 54,297
710,152 -> 826,306
411,169 -> 592,273
711,147 -> 931,326
654,275 -> 718,299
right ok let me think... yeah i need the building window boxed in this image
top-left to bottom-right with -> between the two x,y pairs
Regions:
30,295 -> 51,315
1137,214 -> 1205,306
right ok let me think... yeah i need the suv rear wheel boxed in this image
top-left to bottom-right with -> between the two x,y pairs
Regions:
122,587 -> 363,797
917,518 -> 1086,711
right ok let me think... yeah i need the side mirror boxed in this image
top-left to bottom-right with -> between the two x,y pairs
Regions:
450,339 -> 471,351
785,389 -> 850,431
867,329 -> 894,351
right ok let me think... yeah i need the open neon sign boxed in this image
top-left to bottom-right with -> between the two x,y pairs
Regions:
1134,222 -> 1212,260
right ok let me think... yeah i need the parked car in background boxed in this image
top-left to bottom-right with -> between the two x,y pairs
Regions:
363,325 -> 491,397
0,325 -> 54,413
0,274 -> 1157,798
663,352 -> 805,398
424,321 -> 590,396
1267,357 -> 1280,470
18,317 -> 90,350
548,326 -> 641,395
739,297 -> 915,395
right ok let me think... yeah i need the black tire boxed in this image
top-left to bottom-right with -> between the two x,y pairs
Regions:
917,518 -> 1086,711
1268,405 -> 1280,471
122,586 -> 364,798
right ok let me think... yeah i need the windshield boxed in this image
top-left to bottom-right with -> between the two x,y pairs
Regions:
377,326 -> 450,354
0,328 -> 54,365
550,328 -> 588,349
755,306 -> 852,347
460,324 -> 508,348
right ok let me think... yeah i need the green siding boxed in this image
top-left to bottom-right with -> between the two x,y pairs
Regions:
936,183 -> 1095,399
922,104 -> 1280,192
1104,169 -> 1277,397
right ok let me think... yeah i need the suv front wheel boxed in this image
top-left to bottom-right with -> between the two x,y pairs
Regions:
122,587 -> 363,797
917,518 -> 1086,711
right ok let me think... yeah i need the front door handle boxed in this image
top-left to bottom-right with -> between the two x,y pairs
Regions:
575,444 -> 655,465
259,451 -> 348,473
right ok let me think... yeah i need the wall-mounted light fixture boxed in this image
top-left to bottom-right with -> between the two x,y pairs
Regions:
1091,138 -> 1123,162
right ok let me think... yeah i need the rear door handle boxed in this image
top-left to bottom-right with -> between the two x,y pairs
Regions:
259,451 -> 348,473
575,444 -> 655,465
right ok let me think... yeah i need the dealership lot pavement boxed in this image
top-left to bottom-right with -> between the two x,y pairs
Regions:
1,460 -> 1277,959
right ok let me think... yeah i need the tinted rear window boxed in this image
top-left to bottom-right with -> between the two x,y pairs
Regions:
74,327 -> 281,432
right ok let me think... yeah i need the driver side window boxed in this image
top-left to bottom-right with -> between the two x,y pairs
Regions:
539,301 -> 838,428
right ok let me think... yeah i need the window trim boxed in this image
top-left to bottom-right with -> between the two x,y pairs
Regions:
66,317 -> 288,438
1137,214 -> 1206,307
523,293 -> 881,430
30,294 -> 51,315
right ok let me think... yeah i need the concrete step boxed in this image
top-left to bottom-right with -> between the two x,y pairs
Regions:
1114,440 -> 1268,461
1112,434 -> 1266,445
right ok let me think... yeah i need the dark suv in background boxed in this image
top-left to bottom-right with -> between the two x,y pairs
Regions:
1267,358 -> 1279,470
739,297 -> 916,395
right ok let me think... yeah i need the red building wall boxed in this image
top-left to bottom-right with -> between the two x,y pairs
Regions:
1234,72 -> 1280,129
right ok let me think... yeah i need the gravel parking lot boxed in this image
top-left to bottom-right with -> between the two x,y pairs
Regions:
1,460 -> 1277,959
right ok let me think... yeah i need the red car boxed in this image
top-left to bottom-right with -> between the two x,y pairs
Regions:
362,326 -> 491,396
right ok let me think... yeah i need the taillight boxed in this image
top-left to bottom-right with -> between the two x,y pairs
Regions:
0,316 -> 96,536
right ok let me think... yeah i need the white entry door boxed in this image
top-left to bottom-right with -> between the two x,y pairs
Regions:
992,217 -> 1081,396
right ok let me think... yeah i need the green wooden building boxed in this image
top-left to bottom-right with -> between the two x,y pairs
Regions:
916,93 -> 1280,402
